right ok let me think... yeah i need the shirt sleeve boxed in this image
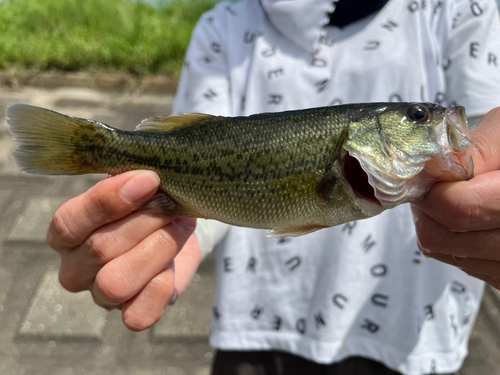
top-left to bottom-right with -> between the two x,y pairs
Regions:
173,8 -> 232,117
173,7 -> 232,258
441,0 -> 500,117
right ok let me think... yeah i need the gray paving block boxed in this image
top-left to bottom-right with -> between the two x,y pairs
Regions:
480,286 -> 500,334
108,99 -> 174,131
60,174 -> 104,197
51,87 -> 109,107
152,272 -> 215,339
0,133 -> 22,176
7,197 -> 67,243
0,266 -> 14,316
0,190 -> 12,216
128,367 -> 187,375
0,95 -> 33,133
193,366 -> 211,375
18,269 -> 107,339
461,302 -> 500,374
0,86 -> 220,375
488,286 -> 500,306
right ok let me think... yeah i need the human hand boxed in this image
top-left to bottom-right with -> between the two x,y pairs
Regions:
47,170 -> 201,331
412,107 -> 500,289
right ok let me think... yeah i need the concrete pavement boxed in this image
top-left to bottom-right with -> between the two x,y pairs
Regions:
0,84 -> 499,374
0,86 -> 214,375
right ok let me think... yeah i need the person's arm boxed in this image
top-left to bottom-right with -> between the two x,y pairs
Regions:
49,6 -> 231,331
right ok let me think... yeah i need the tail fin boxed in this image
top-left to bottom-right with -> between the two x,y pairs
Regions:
7,104 -> 105,175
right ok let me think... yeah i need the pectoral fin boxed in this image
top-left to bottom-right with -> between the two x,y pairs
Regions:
270,170 -> 340,203
140,192 -> 202,218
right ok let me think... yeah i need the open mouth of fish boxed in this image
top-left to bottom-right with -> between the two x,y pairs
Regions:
344,106 -> 475,209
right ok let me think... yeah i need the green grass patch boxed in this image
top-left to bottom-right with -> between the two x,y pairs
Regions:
0,0 -> 216,77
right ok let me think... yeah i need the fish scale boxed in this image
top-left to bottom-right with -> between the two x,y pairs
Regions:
7,102 -> 474,237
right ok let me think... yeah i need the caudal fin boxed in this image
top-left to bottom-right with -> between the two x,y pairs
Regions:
7,104 -> 105,175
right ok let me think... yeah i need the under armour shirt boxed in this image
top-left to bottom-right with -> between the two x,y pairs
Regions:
173,1 -> 500,373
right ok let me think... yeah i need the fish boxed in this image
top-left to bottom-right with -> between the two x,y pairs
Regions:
7,102 -> 474,237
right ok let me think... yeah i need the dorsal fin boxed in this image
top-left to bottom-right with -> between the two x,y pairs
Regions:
135,113 -> 215,132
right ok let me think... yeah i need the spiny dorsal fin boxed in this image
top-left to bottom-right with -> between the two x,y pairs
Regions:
136,113 -> 215,132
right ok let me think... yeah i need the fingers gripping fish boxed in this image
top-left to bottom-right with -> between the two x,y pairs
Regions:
7,102 -> 474,237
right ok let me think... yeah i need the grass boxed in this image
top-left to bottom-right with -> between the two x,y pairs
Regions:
0,0 -> 216,77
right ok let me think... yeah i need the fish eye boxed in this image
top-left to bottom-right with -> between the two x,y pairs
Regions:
407,105 -> 429,123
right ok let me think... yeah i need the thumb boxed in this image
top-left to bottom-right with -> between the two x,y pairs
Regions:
469,107 -> 500,175
412,107 -> 500,232
47,170 -> 161,250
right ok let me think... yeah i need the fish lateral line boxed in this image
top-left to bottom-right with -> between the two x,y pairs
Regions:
6,102 -> 475,236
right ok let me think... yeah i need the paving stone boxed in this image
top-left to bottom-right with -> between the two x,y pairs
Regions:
141,76 -> 178,95
26,72 -> 96,90
2,82 -> 500,375
153,272 -> 215,339
0,71 -> 177,94
475,286 -> 500,347
0,191 -> 18,250
108,105 -> 174,131
194,366 -> 211,375
0,94 -> 33,133
52,88 -> 110,109
128,367 -> 187,375
0,85 -> 219,374
0,132 -> 22,176
0,190 -> 12,215
461,299 -> 500,374
18,269 -> 107,339
60,175 -> 104,197
90,72 -> 138,92
0,266 -> 14,317
7,197 -> 67,243
488,286 -> 500,312
132,93 -> 175,108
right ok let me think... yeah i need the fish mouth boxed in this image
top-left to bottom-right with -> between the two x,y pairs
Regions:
423,106 -> 474,181
343,148 -> 432,209
342,154 -> 380,205
344,105 -> 475,209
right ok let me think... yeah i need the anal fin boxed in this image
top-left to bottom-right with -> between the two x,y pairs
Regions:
267,225 -> 326,238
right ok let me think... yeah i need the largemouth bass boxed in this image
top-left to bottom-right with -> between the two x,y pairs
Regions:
7,102 -> 474,237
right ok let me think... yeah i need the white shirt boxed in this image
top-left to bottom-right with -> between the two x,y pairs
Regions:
173,1 -> 500,374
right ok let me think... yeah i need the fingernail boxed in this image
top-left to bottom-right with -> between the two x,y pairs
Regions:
410,204 -> 420,223
416,239 -> 431,254
120,171 -> 160,204
174,217 -> 197,232
169,289 -> 178,305
452,255 -> 467,263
